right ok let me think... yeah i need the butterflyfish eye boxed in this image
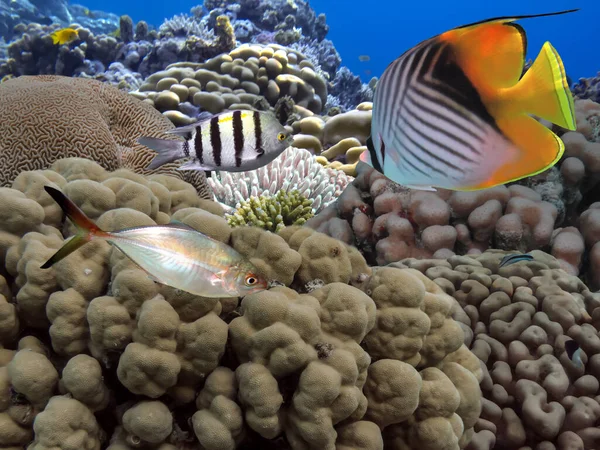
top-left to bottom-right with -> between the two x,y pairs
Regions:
277,132 -> 287,142
245,275 -> 257,286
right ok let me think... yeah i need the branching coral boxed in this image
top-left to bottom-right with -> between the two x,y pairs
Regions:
208,147 -> 353,214
227,190 -> 314,232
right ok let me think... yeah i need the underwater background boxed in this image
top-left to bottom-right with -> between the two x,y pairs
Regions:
0,0 -> 599,449
69,0 -> 597,82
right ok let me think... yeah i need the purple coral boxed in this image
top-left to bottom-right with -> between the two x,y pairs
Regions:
572,72 -> 600,103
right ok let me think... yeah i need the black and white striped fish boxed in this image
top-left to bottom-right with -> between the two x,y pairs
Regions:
361,10 -> 578,191
138,110 -> 294,172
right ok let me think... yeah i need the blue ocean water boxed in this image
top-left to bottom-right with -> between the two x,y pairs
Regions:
81,0 -> 597,83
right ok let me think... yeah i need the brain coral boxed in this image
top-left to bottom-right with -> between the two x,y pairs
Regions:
398,250 -> 600,449
0,75 -> 212,198
0,157 -> 482,450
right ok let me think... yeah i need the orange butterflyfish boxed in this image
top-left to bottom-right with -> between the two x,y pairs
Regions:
360,9 -> 578,191
40,186 -> 269,298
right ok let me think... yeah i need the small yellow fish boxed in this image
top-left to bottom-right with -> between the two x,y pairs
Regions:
50,28 -> 79,45
40,186 -> 269,298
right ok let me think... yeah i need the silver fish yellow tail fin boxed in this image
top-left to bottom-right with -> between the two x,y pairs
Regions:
137,136 -> 184,170
41,186 -> 110,269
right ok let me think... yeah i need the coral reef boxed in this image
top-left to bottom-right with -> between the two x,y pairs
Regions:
399,250 -> 600,449
572,72 -> 600,103
305,160 -> 600,288
292,102 -> 373,175
0,157 -> 483,449
0,0 -> 119,38
207,147 -> 353,215
0,75 -> 211,198
328,66 -> 377,112
131,43 -> 329,126
227,189 -> 315,231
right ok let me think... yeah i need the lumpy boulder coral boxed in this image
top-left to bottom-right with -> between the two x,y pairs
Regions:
0,156 -> 482,449
400,250 -> 600,449
132,43 -> 328,123
0,75 -> 211,198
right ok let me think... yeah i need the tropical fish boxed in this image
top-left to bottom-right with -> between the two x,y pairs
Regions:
358,55 -> 371,62
498,253 -> 534,268
565,340 -> 584,369
40,186 -> 268,298
360,10 -> 578,191
137,110 -> 294,172
50,28 -> 79,45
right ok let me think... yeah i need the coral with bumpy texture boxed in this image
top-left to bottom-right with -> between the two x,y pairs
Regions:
208,147 -> 352,214
291,102 -> 372,175
400,250 -> 600,449
132,43 -> 328,125
306,162 -> 599,284
0,75 -> 211,198
0,156 -> 483,450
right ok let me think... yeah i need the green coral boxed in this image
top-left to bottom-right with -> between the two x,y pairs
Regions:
227,190 -> 314,232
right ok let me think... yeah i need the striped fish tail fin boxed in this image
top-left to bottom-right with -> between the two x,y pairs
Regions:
512,42 -> 576,131
137,136 -> 185,170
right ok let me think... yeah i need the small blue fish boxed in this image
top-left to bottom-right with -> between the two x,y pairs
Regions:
565,340 -> 584,369
499,253 -> 534,268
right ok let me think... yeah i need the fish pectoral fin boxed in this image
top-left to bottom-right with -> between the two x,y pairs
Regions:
166,219 -> 198,232
402,184 -> 437,192
440,21 -> 525,89
509,41 -> 576,130
147,272 -> 162,283
466,115 -> 563,190
177,160 -> 213,171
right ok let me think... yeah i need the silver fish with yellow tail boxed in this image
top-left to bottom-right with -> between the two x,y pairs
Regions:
137,110 -> 294,172
40,186 -> 268,298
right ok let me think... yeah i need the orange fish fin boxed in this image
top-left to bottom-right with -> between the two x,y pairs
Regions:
460,115 -> 564,191
440,22 -> 525,90
40,186 -> 109,269
438,9 -> 579,93
508,41 -> 576,130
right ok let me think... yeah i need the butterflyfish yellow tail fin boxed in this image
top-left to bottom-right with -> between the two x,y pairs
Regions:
511,41 -> 576,131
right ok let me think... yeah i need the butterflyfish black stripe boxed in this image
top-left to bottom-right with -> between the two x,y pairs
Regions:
404,92 -> 481,162
182,140 -> 190,158
390,126 -> 449,177
400,147 -> 432,178
210,116 -> 222,166
400,115 -> 465,173
412,84 -> 485,143
194,125 -> 204,164
426,43 -> 500,132
381,44 -> 427,136
253,111 -> 263,155
232,111 -> 244,167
